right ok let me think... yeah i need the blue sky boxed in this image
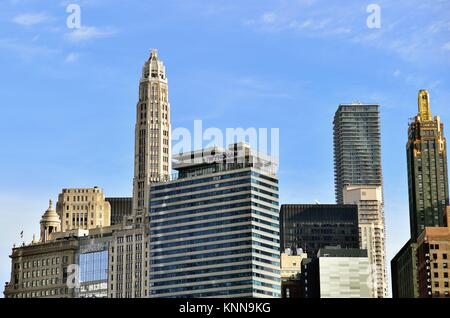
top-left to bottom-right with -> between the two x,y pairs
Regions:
0,0 -> 449,297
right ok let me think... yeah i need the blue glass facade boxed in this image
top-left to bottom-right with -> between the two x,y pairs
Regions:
79,250 -> 108,283
149,167 -> 281,298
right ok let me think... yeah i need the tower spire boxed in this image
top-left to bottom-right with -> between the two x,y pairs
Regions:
418,89 -> 432,121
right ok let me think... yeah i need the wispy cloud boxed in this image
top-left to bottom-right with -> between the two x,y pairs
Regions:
0,38 -> 59,60
12,13 -> 48,26
443,42 -> 450,52
65,52 -> 80,63
65,26 -> 116,42
243,0 -> 450,64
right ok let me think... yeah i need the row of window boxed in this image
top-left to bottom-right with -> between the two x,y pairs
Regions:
116,234 -> 143,244
152,279 -> 280,295
22,267 -> 60,279
10,288 -> 69,298
151,247 -> 279,266
152,171 -> 252,191
151,208 -> 279,229
151,263 -> 280,281
21,277 -> 60,288
17,257 -> 66,270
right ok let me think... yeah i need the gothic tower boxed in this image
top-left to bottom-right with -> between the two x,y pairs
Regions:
132,49 -> 171,215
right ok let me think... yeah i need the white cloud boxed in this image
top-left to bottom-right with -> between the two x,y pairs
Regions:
443,42 -> 450,51
12,13 -> 48,26
243,1 -> 450,64
261,12 -> 276,24
65,26 -> 116,42
65,52 -> 80,63
0,38 -> 59,60
392,70 -> 401,77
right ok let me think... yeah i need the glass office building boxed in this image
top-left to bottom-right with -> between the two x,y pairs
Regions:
149,143 -> 281,298
333,103 -> 382,204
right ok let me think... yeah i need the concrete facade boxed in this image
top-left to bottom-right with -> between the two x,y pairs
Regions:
343,185 -> 388,298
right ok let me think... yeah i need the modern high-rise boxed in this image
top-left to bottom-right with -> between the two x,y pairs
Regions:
280,204 -> 359,256
149,143 -> 281,298
56,187 -> 111,232
132,48 -> 171,215
333,103 -> 382,204
406,89 -> 449,241
343,185 -> 388,298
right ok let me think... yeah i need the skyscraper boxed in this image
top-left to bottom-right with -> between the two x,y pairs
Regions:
333,103 -> 387,297
132,48 -> 171,215
333,104 -> 382,204
392,89 -> 450,298
406,89 -> 449,241
109,50 -> 171,298
149,143 -> 281,298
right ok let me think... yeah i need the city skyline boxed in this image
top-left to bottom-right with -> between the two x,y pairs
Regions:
1,0 -> 450,298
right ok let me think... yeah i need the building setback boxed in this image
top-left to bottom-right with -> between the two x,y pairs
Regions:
149,143 -> 281,298
333,103 -> 383,204
280,204 -> 359,256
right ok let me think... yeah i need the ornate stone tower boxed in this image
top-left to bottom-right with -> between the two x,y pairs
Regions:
40,200 -> 61,243
132,49 -> 171,216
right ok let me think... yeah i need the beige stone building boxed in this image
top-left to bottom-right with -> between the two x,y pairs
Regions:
132,48 -> 171,216
56,187 -> 111,232
108,49 -> 172,298
343,185 -> 388,298
108,215 -> 150,298
280,249 -> 307,280
4,201 -> 78,298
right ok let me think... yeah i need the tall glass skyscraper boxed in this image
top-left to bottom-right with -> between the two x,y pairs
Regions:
148,143 -> 281,298
333,103 -> 387,297
333,104 -> 382,204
